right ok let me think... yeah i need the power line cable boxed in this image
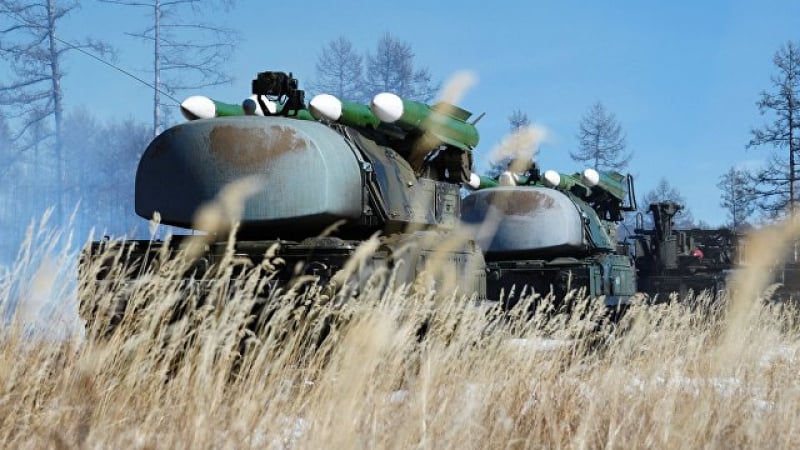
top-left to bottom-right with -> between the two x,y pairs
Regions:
54,35 -> 180,105
2,11 -> 180,105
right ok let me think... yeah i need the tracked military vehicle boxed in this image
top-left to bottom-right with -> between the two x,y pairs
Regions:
629,202 -> 736,300
462,166 -> 639,309
80,70 -> 644,333
80,71 -> 487,331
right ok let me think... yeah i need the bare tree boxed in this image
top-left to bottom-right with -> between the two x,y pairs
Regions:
310,36 -> 364,102
747,41 -> 800,217
0,0 -> 110,223
61,109 -> 151,237
0,113 -> 12,167
508,110 -> 531,131
88,117 -> 151,234
0,113 -> 16,262
485,110 -> 531,178
100,0 -> 239,136
571,101 -> 631,171
363,33 -> 438,102
717,166 -> 755,230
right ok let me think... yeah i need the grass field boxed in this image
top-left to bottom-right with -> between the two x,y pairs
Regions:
2,213 -> 800,450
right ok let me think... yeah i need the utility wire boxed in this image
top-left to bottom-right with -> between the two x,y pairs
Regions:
2,12 -> 180,105
54,35 -> 181,105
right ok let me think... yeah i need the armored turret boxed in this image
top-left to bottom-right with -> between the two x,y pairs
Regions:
120,70 -> 489,308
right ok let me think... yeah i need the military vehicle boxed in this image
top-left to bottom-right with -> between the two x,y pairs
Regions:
80,70 -> 643,333
627,201 -> 736,300
461,166 -> 639,309
80,70 -> 488,331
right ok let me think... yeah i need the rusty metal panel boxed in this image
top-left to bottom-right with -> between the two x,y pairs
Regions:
461,186 -> 586,257
135,116 -> 363,234
350,132 -> 447,229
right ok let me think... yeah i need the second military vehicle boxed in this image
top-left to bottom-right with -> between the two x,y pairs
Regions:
628,201 -> 736,300
462,166 -> 639,309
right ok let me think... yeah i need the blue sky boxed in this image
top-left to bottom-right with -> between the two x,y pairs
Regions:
43,1 -> 800,225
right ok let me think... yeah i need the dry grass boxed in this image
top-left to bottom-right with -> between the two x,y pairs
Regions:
0,214 -> 799,450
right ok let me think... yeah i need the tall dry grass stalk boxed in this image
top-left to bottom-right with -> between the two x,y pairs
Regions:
2,76 -> 799,447
0,215 -> 799,449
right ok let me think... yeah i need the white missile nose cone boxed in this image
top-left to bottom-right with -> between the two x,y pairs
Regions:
180,95 -> 216,120
370,92 -> 404,123
467,173 -> 481,189
543,170 -> 561,188
247,95 -> 276,115
498,171 -> 517,186
309,94 -> 343,121
581,168 -> 600,186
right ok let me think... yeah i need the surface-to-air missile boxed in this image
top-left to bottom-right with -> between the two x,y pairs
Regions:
307,92 -> 481,152
308,94 -> 382,130
180,95 -> 250,119
369,92 -> 480,152
309,91 -> 484,186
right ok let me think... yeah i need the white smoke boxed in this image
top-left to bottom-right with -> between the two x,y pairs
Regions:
0,211 -> 84,341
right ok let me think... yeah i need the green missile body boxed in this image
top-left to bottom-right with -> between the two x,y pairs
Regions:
370,92 -> 479,151
208,100 -> 243,117
340,100 -> 381,128
580,169 -> 628,202
543,170 -> 592,196
181,96 -> 245,120
548,168 -> 632,210
478,175 -> 499,188
467,173 -> 500,189
596,171 -> 627,202
309,94 -> 382,129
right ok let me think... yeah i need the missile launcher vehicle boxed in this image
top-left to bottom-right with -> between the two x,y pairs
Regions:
80,69 -> 642,334
629,202 -> 736,300
461,167 -> 639,309
80,71 -> 488,332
